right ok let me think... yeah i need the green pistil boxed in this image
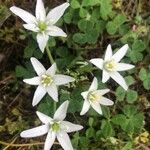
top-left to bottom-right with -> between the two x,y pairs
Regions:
41,74 -> 53,87
51,122 -> 60,132
38,21 -> 47,31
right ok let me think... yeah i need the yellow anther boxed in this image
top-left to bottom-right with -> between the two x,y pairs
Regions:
88,91 -> 101,102
104,59 -> 117,72
41,74 -> 53,87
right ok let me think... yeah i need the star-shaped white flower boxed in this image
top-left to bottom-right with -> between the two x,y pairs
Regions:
21,101 -> 83,150
90,44 -> 135,90
10,0 -> 69,52
80,77 -> 114,115
23,57 -> 75,106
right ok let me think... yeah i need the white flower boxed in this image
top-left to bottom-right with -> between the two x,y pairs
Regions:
10,0 -> 69,52
20,101 -> 83,150
90,44 -> 135,90
23,57 -> 75,106
80,77 -> 114,115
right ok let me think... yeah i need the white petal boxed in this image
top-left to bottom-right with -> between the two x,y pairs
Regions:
110,72 -> 128,90
57,131 -> 73,150
46,2 -> 70,25
94,89 -> 110,96
81,91 -> 88,100
116,63 -> 135,71
91,102 -> 102,115
54,100 -> 69,121
20,125 -> 48,138
47,84 -> 58,102
31,57 -> 46,76
36,0 -> 46,21
54,75 -> 75,86
80,100 -> 90,115
23,24 -> 38,32
112,44 -> 129,62
46,63 -> 57,77
99,97 -> 114,106
32,86 -> 46,106
23,76 -> 40,85
104,44 -> 113,61
36,33 -> 49,53
44,132 -> 56,150
61,121 -> 83,133
102,70 -> 110,83
36,111 -> 53,124
90,58 -> 104,70
89,77 -> 98,91
10,6 -> 36,24
47,26 -> 67,37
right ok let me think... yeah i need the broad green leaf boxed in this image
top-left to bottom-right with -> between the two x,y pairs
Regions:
101,120 -> 114,138
82,0 -> 100,7
113,14 -> 126,27
125,76 -> 135,86
15,66 -> 28,78
85,29 -> 99,44
102,107 -> 110,119
132,40 -> 146,52
37,95 -> 54,116
100,0 -> 112,20
123,105 -> 137,117
72,132 -> 80,149
71,0 -> 80,9
79,7 -> 88,18
86,127 -> 95,138
129,51 -> 143,63
116,86 -> 126,101
48,38 -> 56,47
126,90 -> 138,103
106,21 -> 117,35
131,113 -> 144,132
111,114 -> 126,126
56,47 -> 70,57
64,11 -> 73,24
80,137 -> 89,148
88,117 -> 94,127
78,19 -> 94,33
73,33 -> 87,44
143,77 -> 150,90
139,68 -> 147,81
123,119 -> 134,133
24,41 -> 36,58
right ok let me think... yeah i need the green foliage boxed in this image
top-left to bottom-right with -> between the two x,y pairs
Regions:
129,40 -> 146,63
106,14 -> 126,35
2,0 -> 148,149
112,105 -> 144,134
139,68 -> 150,90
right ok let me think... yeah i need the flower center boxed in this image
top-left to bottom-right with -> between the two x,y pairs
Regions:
51,122 -> 60,132
88,91 -> 101,102
38,21 -> 47,31
104,59 -> 117,72
41,74 -> 53,87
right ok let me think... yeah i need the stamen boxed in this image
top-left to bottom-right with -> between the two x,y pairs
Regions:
104,59 -> 117,72
41,74 -> 53,87
88,91 -> 101,102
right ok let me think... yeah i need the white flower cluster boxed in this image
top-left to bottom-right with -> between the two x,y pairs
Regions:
10,0 -> 135,150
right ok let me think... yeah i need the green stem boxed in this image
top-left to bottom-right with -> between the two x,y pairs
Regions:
46,45 -> 55,64
45,45 -> 57,112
